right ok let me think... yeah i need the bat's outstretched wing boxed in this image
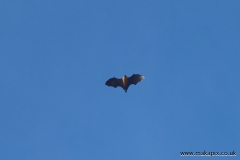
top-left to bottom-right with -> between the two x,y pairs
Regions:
126,74 -> 145,90
105,77 -> 124,88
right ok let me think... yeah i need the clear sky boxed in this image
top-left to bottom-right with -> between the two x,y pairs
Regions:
0,1 -> 239,159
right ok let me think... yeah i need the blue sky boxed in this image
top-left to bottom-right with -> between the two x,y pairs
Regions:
0,1 -> 239,159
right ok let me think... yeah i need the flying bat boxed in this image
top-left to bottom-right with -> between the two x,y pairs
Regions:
105,74 -> 145,92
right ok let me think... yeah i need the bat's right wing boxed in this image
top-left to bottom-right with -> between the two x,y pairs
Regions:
105,77 -> 123,88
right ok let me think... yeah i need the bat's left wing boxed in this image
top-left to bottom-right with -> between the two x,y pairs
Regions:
105,77 -> 124,88
126,74 -> 145,89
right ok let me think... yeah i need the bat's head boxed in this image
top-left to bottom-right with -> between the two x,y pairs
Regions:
140,75 -> 145,81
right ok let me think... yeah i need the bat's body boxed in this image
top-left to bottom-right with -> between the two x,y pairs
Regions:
105,74 -> 145,92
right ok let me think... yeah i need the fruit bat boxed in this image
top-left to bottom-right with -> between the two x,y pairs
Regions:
105,74 -> 145,92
